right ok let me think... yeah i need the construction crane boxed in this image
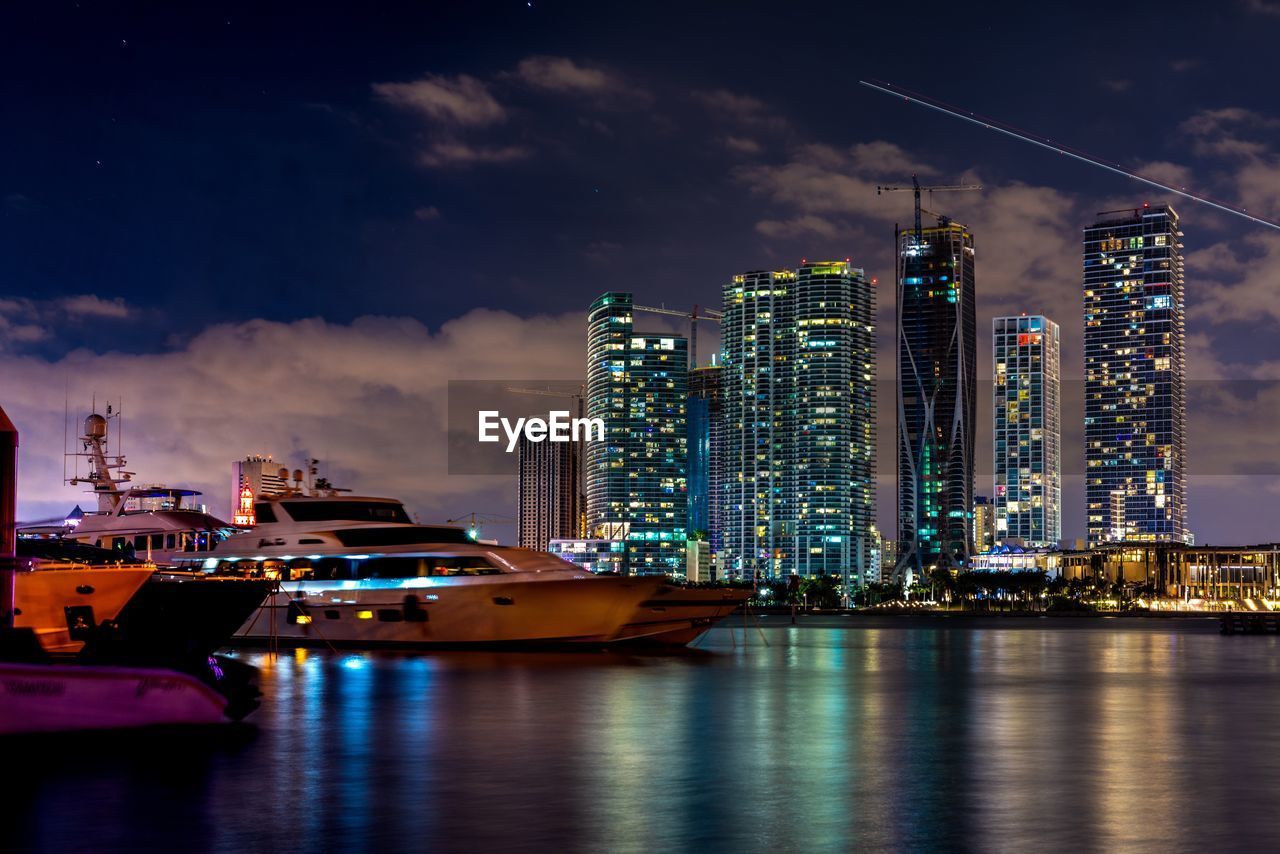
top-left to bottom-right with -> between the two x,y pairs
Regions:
877,175 -> 982,245
506,385 -> 585,420
445,511 -> 515,542
633,304 -> 723,369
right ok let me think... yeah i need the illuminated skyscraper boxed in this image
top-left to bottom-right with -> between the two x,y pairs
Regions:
720,261 -> 876,586
1083,205 -> 1189,544
895,218 -> 976,575
516,436 -> 580,551
993,315 -> 1061,548
585,292 -> 688,574
687,365 -> 723,552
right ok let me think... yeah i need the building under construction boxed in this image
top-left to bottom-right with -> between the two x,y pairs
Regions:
895,217 -> 977,576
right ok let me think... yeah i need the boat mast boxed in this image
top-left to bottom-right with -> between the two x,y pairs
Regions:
67,406 -> 134,515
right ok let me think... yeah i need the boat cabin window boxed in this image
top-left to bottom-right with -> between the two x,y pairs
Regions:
280,501 -> 412,524
358,556 -> 504,579
151,534 -> 164,549
166,533 -> 176,550
334,526 -> 473,547
254,503 -> 277,524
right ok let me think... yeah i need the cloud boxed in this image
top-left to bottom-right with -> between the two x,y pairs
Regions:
372,74 -> 506,127
1243,0 -> 1280,15
691,88 -> 788,132
374,57 -> 634,169
1178,109 -> 1280,206
736,141 -> 936,222
417,142 -> 529,168
1,310 -> 584,527
755,215 -> 838,239
0,294 -> 134,350
1189,231 -> 1280,325
1102,78 -> 1132,93
3,192 -> 34,213
1134,159 -> 1195,189
413,205 -> 442,221
58,295 -> 131,319
372,72 -> 529,168
584,240 -> 623,263
1170,58 -> 1200,72
513,56 -> 621,94
725,136 -> 761,155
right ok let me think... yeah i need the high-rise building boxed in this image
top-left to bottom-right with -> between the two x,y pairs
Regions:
687,365 -> 723,552
972,495 -> 996,552
895,218 -> 977,575
993,315 -> 1062,548
721,269 -> 790,581
231,455 -> 289,519
517,435 -> 580,551
585,292 -> 689,574
720,261 -> 876,587
1083,205 -> 1189,545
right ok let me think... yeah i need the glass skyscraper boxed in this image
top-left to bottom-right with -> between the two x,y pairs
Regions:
586,292 -> 689,574
1083,205 -> 1189,544
993,314 -> 1061,548
687,364 -> 723,552
721,261 -> 875,587
896,219 -> 976,575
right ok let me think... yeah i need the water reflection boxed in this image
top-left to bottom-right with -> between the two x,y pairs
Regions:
7,617 -> 1280,853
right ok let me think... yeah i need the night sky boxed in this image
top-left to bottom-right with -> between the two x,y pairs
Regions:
3,1 -> 1279,544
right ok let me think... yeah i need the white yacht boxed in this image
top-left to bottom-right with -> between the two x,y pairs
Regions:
189,492 -> 744,646
190,491 -> 670,645
51,412 -> 235,566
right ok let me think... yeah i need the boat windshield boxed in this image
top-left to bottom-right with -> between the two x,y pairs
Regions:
279,501 -> 412,524
490,550 -> 589,574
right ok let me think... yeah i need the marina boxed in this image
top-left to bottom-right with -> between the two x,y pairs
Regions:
0,402 -> 750,740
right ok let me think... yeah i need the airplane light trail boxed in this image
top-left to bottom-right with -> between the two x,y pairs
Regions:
859,79 -> 1280,232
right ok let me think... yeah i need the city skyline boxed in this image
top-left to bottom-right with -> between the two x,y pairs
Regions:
3,2 -> 1280,547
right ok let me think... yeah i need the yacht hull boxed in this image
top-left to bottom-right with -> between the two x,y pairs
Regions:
14,567 -> 154,654
0,662 -> 230,734
233,576 -> 663,646
613,586 -> 752,646
82,573 -> 277,664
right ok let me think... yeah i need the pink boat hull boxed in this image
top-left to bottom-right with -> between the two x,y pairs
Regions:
0,662 -> 229,734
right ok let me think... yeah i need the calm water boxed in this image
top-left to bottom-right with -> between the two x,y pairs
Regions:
8,615 -> 1280,853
